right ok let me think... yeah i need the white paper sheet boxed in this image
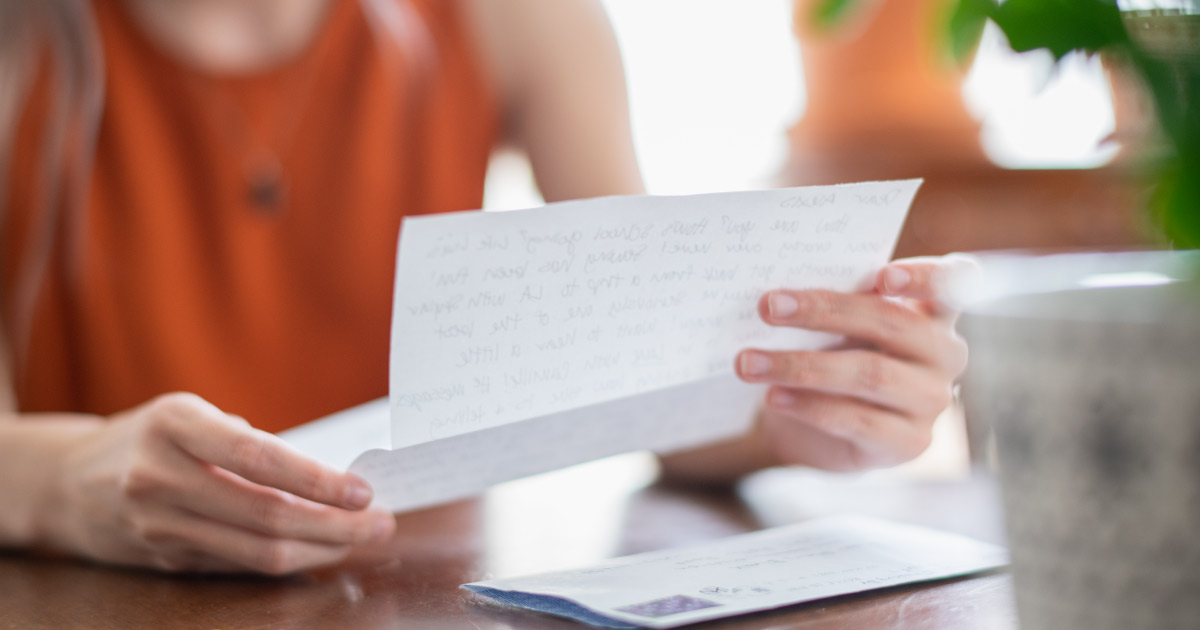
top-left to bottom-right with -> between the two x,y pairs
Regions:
280,181 -> 918,512
390,181 -> 918,448
464,515 -> 1009,629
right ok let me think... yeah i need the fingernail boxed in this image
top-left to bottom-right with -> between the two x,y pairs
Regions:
884,267 -> 911,294
740,351 -> 772,376
770,390 -> 796,408
345,478 -> 373,509
768,292 -> 800,318
372,514 -> 394,542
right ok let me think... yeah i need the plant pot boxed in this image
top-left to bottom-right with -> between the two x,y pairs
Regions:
958,250 -> 1200,630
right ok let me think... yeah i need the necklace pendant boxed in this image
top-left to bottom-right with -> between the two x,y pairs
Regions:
249,172 -> 283,211
246,159 -> 285,213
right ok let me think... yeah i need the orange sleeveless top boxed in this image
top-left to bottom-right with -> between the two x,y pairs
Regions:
4,0 -> 499,432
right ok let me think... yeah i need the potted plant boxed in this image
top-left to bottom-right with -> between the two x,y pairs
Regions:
953,6 -> 1200,630
816,2 -> 1200,629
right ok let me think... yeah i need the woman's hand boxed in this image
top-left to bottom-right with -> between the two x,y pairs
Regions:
47,393 -> 396,574
735,256 -> 975,472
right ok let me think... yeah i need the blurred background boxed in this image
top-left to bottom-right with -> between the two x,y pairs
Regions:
488,0 -> 1150,265
489,0 -> 1130,200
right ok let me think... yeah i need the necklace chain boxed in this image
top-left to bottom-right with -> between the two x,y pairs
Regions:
183,28 -> 331,214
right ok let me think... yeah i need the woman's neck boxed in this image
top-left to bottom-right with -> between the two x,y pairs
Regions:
120,0 -> 336,74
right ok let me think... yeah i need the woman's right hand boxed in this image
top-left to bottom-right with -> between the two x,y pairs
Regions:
47,392 -> 396,574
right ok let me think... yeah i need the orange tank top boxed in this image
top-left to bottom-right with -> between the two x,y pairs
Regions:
4,0 -> 499,432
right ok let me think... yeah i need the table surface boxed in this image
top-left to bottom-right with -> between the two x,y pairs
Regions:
0,459 -> 1017,630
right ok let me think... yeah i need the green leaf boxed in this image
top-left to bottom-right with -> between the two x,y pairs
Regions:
990,0 -> 1128,60
1128,37 -> 1200,249
945,0 -> 996,66
810,0 -> 867,31
1152,154 -> 1200,249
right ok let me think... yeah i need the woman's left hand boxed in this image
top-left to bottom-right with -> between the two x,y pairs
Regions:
734,256 -> 975,472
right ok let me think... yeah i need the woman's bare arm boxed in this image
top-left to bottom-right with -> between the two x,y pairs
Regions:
0,390 -> 397,572
0,314 -> 395,572
464,0 -> 645,201
0,310 -> 395,571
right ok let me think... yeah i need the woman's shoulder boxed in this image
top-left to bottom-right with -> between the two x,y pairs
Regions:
454,0 -> 617,131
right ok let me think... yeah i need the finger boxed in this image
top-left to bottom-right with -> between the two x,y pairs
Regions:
153,506 -> 354,575
759,289 -> 967,372
157,449 -> 395,545
763,387 -> 933,469
736,348 -> 953,419
875,254 -> 982,310
148,393 -> 376,510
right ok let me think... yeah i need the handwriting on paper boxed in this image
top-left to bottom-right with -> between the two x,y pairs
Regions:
389,181 -> 919,448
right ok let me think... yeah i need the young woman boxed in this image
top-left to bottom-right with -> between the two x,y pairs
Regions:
0,0 -> 969,574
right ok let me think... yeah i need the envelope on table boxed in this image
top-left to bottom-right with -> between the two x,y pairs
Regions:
463,515 -> 1009,629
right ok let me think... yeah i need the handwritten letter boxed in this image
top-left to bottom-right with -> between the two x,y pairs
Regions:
390,180 -> 919,448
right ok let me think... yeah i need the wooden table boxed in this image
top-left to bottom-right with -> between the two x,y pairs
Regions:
0,457 -> 1017,629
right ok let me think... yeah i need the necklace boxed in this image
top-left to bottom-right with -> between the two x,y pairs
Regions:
199,64 -> 324,214
182,21 -> 333,215
243,136 -> 288,212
